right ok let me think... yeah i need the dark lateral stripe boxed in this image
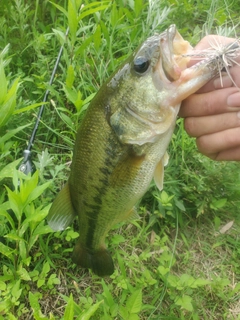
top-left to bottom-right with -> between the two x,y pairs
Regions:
85,136 -> 116,249
100,167 -> 111,176
93,196 -> 102,205
86,218 -> 98,248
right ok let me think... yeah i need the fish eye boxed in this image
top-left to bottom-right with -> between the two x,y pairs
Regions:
133,56 -> 150,74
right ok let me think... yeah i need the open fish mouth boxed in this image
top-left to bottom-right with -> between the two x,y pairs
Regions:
159,24 -> 193,82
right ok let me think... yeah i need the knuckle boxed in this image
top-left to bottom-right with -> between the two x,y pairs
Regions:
184,117 -> 197,137
196,136 -> 210,155
202,95 -> 215,115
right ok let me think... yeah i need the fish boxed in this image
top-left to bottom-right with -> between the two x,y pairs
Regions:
47,24 -> 227,277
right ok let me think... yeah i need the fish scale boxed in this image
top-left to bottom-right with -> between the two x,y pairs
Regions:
47,24 -> 238,277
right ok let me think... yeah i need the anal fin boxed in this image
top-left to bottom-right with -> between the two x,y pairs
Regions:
47,181 -> 76,231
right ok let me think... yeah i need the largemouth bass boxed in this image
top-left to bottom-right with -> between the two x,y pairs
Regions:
48,25 -> 226,277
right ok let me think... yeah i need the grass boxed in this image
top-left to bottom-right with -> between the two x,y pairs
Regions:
1,0 -> 240,319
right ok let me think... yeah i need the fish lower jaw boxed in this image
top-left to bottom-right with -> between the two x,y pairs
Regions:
163,66 -> 218,106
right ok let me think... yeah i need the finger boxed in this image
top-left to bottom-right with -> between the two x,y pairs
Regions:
196,127 -> 240,157
200,74 -> 234,93
213,63 -> 240,90
184,112 -> 240,137
227,91 -> 240,107
179,87 -> 240,117
195,71 -> 238,94
186,35 -> 237,67
211,146 -> 240,161
195,35 -> 236,51
186,36 -> 240,93
189,62 -> 240,94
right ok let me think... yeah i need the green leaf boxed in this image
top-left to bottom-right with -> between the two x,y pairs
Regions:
79,2 -> 109,20
19,219 -> 30,238
0,61 -> 7,104
47,274 -> 60,286
63,87 -> 83,113
26,210 -> 48,224
158,265 -> 170,276
32,223 -> 53,237
160,190 -> 174,204
17,267 -> 31,281
79,300 -> 103,320
5,231 -> 23,241
52,28 -> 68,46
74,35 -> 93,56
19,170 -> 39,204
119,306 -> 128,320
126,289 -> 142,314
19,239 -> 27,261
6,313 -> 18,320
6,186 -> 23,222
93,24 -> 101,51
12,280 -> 22,300
175,295 -> 193,312
29,292 -> 48,320
101,280 -> 115,307
134,0 -> 144,17
100,21 -> 110,47
129,314 -> 140,320
175,199 -> 185,211
59,112 -> 74,130
66,65 -> 75,88
0,159 -> 22,180
0,208 -> 15,229
29,292 -> 41,312
0,43 -> 10,59
27,181 -> 52,203
49,1 -> 68,17
13,102 -> 47,115
0,124 -> 30,145
37,262 -> 50,288
63,293 -> 74,320
210,198 -> 227,209
0,77 -> 19,127
192,278 -> 210,287
111,234 -> 125,245
68,0 -> 79,45
37,279 -> 45,289
0,242 -> 15,258
0,281 -> 6,290
110,2 -> 118,27
42,261 -> 50,275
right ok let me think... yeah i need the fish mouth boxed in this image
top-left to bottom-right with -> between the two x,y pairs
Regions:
159,24 -> 192,82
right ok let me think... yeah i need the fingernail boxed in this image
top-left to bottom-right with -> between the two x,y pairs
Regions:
237,111 -> 240,119
227,92 -> 240,107
214,75 -> 232,89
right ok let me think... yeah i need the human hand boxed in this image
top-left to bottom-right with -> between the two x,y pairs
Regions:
179,35 -> 240,161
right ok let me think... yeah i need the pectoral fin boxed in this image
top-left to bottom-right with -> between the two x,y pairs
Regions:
154,152 -> 169,191
47,181 -> 76,231
128,207 -> 140,220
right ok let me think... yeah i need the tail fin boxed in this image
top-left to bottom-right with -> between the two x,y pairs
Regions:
72,242 -> 114,277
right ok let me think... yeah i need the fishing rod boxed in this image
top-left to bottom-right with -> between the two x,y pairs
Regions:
18,27 -> 70,175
